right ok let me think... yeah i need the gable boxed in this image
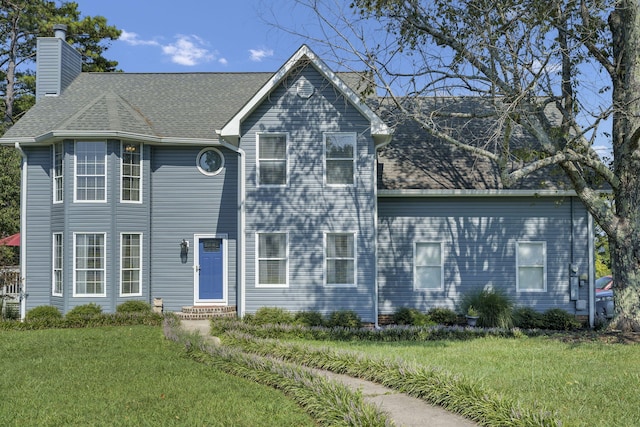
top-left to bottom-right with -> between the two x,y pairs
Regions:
220,45 -> 391,146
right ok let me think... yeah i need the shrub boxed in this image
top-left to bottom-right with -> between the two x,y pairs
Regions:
116,300 -> 152,314
427,307 -> 459,325
542,308 -> 581,330
392,307 -> 432,326
248,307 -> 295,325
325,310 -> 362,328
25,305 -> 62,321
461,289 -> 513,328
294,310 -> 325,327
65,303 -> 102,321
512,307 -> 545,329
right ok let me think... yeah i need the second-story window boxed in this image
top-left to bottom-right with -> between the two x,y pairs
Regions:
122,142 -> 141,202
324,132 -> 356,186
75,141 -> 106,202
53,142 -> 64,203
257,133 -> 287,186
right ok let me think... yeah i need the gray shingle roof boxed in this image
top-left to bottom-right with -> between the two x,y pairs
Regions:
2,67 -> 566,191
4,72 -> 274,140
375,97 -> 568,190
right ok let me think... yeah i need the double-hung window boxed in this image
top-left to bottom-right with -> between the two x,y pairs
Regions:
75,141 -> 106,202
257,233 -> 288,287
121,143 -> 141,202
74,233 -> 106,296
121,233 -> 142,296
324,132 -> 356,186
53,143 -> 64,203
517,241 -> 546,291
414,242 -> 443,290
52,233 -> 63,296
325,232 -> 356,287
257,134 -> 287,186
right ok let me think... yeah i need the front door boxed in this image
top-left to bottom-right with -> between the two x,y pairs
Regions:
196,237 -> 225,304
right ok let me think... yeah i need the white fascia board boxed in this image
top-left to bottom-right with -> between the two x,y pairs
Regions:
220,45 -> 392,141
378,189 -> 582,197
4,131 -> 220,146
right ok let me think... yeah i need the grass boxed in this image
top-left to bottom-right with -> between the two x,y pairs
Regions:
304,335 -> 640,427
0,326 -> 315,427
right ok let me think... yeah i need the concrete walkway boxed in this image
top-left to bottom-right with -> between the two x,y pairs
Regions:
179,319 -> 477,427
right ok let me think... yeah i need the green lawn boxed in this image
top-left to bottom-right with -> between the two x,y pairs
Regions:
0,326 -> 315,427
313,335 -> 640,427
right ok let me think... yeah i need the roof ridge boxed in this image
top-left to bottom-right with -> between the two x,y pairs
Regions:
58,91 -> 156,135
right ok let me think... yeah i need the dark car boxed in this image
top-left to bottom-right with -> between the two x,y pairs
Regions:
595,276 -> 614,319
596,275 -> 613,291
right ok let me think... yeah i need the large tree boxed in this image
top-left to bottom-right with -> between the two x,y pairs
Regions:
291,0 -> 639,331
1,0 -> 121,128
0,0 -> 120,249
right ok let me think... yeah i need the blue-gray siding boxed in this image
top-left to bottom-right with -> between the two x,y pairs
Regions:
23,140 -> 238,315
150,146 -> 238,312
36,38 -> 81,100
240,64 -> 378,322
377,196 -> 591,315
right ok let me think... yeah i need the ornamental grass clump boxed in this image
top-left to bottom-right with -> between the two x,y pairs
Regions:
461,289 -> 514,329
164,317 -> 393,426
218,328 -> 560,426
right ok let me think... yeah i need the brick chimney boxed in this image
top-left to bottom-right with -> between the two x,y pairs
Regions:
35,24 -> 82,100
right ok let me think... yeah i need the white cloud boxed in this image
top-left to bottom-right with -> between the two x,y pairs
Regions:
249,48 -> 274,62
162,35 -> 215,66
119,30 -> 216,67
218,58 -> 228,66
119,30 -> 159,47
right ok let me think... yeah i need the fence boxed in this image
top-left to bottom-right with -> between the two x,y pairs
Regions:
1,266 -> 21,296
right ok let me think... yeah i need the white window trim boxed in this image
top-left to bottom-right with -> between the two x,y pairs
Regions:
324,231 -> 357,288
196,147 -> 225,176
74,141 -> 107,203
413,241 -> 444,291
120,142 -> 143,203
516,241 -> 547,292
53,142 -> 63,204
73,232 -> 107,297
52,233 -> 63,296
255,232 -> 289,288
120,232 -> 143,297
323,132 -> 357,187
256,132 -> 289,187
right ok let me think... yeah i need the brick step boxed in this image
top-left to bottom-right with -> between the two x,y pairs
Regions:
175,305 -> 237,320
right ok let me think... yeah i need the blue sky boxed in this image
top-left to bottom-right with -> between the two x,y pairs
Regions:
73,0 -> 612,156
74,0 -> 315,72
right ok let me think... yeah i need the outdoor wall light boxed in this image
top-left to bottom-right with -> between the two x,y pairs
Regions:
180,239 -> 189,255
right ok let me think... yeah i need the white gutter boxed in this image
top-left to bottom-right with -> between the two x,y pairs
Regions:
378,189 -> 582,198
0,131 -> 221,146
217,137 -> 245,318
14,142 -> 27,320
588,213 -> 595,328
373,160 -> 379,329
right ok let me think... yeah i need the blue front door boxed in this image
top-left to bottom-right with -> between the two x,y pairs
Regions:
198,238 -> 224,301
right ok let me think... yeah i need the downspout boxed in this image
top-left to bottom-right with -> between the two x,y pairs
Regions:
14,142 -> 27,320
588,213 -> 595,328
217,138 -> 245,318
373,158 -> 379,329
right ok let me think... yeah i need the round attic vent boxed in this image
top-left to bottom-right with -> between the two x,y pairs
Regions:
296,78 -> 315,99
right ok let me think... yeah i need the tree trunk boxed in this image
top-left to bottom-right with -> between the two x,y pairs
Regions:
609,0 -> 640,332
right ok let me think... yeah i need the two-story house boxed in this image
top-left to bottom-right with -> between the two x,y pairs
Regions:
0,28 -> 596,325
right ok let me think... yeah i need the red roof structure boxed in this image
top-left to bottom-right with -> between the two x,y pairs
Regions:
0,233 -> 20,246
